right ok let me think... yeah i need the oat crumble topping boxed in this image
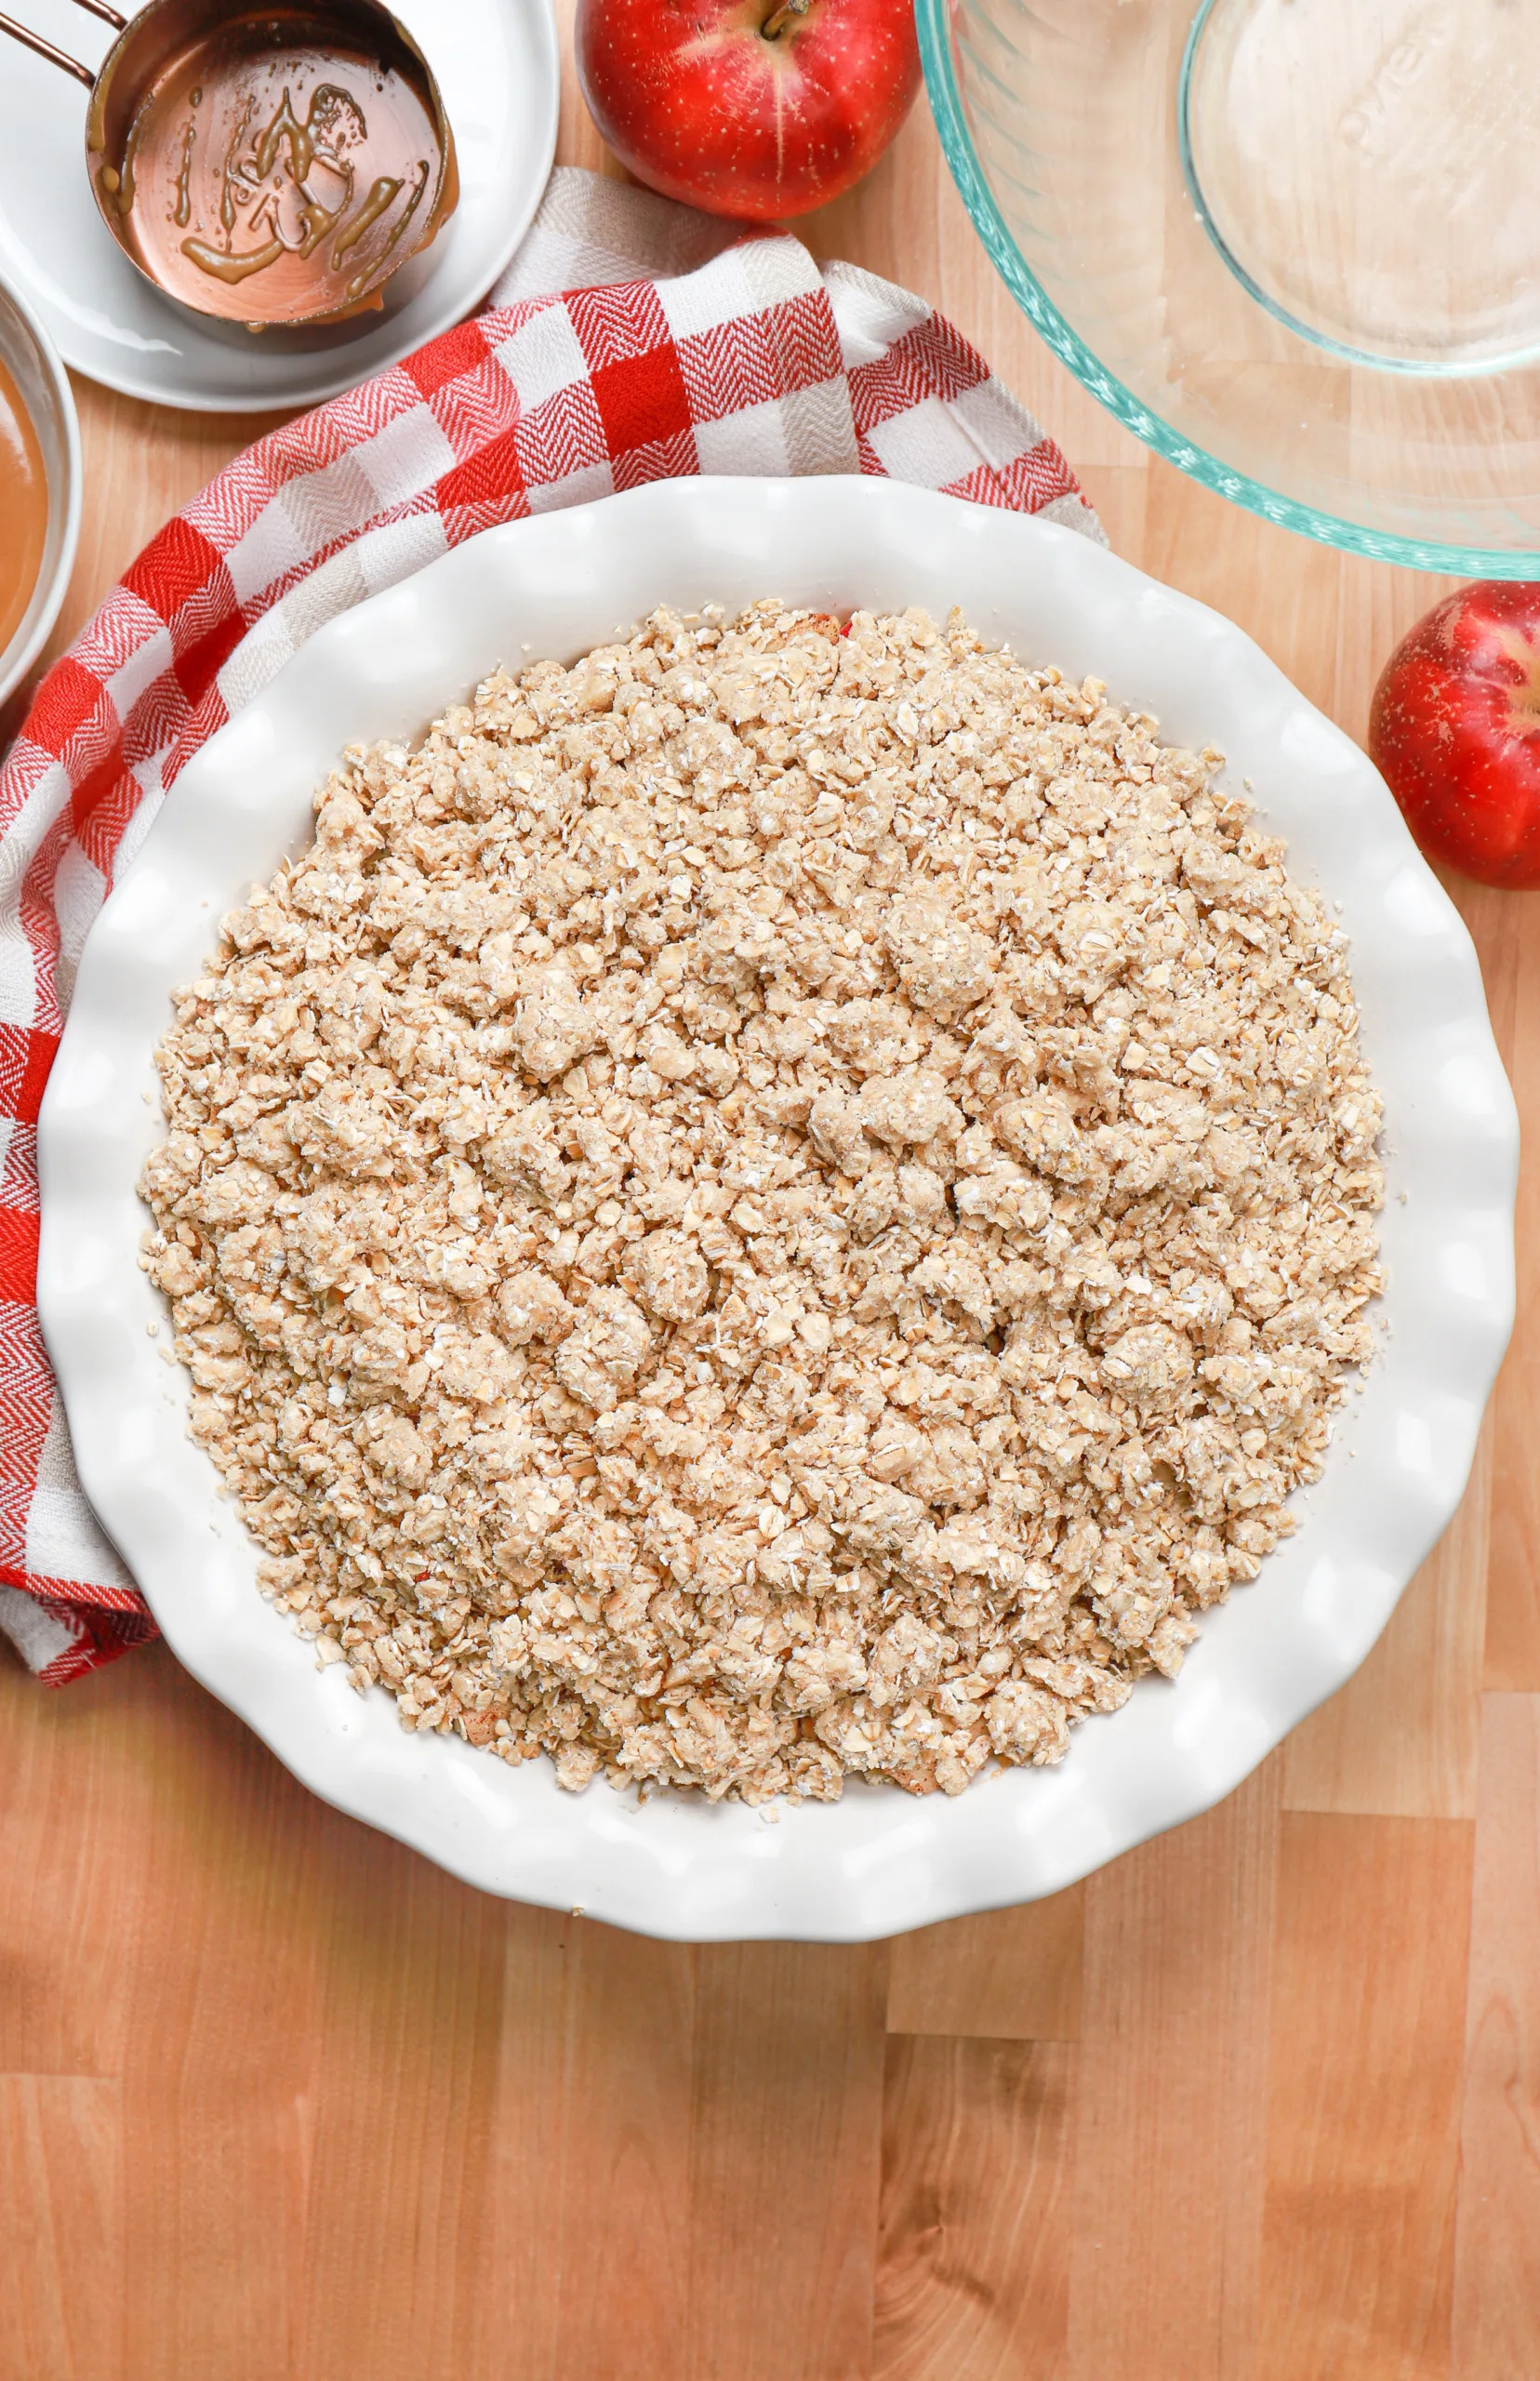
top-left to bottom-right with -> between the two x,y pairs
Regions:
139,603 -> 1384,1802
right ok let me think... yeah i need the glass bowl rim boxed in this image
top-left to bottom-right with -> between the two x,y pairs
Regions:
915,0 -> 1540,579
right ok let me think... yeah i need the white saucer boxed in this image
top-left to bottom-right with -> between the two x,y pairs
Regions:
0,0 -> 558,413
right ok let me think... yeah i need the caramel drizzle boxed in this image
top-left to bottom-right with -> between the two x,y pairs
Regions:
173,115 -> 197,228
176,77 -> 431,301
331,172 -> 405,263
343,160 -> 427,299
220,92 -> 256,233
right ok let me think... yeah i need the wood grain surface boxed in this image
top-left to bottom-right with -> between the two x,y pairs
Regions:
4,11 -> 1539,2374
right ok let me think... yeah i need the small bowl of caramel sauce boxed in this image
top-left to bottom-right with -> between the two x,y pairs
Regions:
0,273 -> 82,715
87,0 -> 459,330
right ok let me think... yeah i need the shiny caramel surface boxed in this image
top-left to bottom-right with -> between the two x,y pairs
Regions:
0,354 -> 46,658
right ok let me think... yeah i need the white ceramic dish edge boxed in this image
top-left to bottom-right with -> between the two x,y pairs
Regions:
0,270 -> 82,710
37,478 -> 1519,1940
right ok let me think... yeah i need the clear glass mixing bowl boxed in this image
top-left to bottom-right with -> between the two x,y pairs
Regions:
918,0 -> 1540,575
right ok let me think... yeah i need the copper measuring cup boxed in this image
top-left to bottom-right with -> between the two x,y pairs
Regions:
0,0 -> 458,329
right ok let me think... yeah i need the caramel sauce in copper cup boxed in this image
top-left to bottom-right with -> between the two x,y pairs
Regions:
0,0 -> 458,331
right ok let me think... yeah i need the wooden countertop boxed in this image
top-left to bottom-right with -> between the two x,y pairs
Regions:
5,14 -> 1538,2375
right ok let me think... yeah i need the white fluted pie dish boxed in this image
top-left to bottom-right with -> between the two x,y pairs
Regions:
36,477 -> 1517,1940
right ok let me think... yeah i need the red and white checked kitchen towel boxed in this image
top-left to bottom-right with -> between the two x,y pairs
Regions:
0,166 -> 1101,1684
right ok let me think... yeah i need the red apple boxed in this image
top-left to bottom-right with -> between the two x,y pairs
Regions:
1369,582 -> 1540,889
576,0 -> 923,222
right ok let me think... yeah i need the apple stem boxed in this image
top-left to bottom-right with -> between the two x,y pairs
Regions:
763,0 -> 810,36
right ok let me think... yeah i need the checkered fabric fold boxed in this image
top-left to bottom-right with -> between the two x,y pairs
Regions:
0,166 -> 1100,1685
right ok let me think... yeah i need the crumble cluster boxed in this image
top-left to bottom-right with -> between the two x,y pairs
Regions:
139,602 -> 1383,1802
